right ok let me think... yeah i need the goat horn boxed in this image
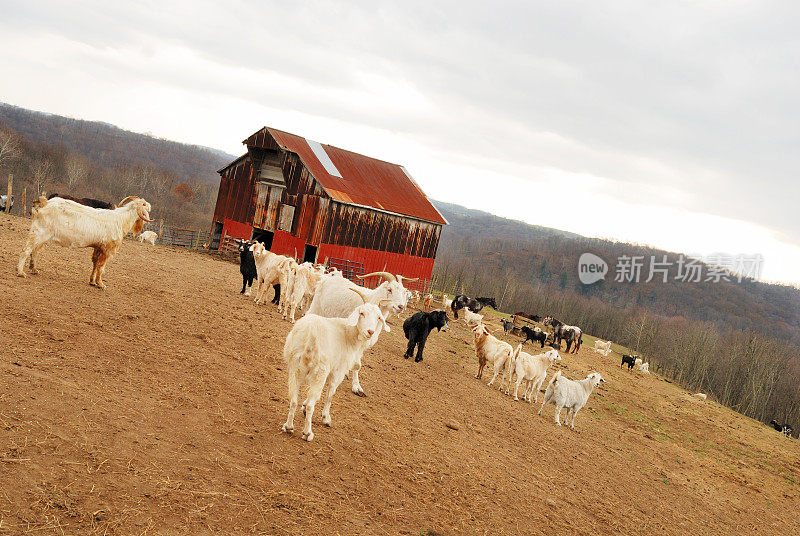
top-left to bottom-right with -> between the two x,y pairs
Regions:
137,203 -> 154,222
348,286 -> 368,304
357,271 -> 397,283
119,196 -> 139,206
397,275 -> 419,283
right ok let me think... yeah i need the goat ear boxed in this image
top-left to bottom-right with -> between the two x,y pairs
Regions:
345,309 -> 360,327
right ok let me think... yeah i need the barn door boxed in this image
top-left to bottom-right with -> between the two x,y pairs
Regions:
253,182 -> 285,231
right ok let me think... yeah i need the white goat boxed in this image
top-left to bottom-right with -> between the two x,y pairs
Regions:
512,346 -> 561,402
472,323 -> 514,392
463,308 -> 484,330
638,362 -> 650,374
306,271 -> 415,396
250,242 -> 289,305
277,257 -> 299,315
285,263 -> 326,323
694,393 -> 707,400
281,289 -> 390,441
634,357 -> 643,367
17,195 -> 153,288
137,230 -> 158,245
441,293 -> 449,306
593,339 -> 612,356
538,370 -> 605,429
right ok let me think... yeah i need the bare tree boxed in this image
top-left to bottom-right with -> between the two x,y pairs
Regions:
31,157 -> 55,196
64,154 -> 89,189
0,129 -> 21,169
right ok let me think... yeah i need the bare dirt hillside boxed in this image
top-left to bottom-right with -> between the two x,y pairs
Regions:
0,213 -> 798,536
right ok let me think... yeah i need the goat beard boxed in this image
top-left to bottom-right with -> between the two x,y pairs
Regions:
132,218 -> 145,236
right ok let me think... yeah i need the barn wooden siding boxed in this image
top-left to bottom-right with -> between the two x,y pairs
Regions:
213,156 -> 256,225
319,201 -> 440,259
210,126 -> 445,279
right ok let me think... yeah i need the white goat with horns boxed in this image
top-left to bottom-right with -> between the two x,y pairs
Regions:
282,287 -> 390,441
17,195 -> 154,288
306,271 -> 416,396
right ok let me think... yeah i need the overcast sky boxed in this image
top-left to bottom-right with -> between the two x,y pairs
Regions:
1,1 -> 799,284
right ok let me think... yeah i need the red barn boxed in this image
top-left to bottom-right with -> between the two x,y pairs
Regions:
210,126 -> 446,285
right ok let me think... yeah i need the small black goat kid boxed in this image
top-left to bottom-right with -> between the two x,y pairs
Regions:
236,239 -> 258,295
520,326 -> 548,348
403,310 -> 449,362
621,354 -> 637,370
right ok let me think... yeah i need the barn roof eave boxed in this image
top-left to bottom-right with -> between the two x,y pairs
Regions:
216,153 -> 250,175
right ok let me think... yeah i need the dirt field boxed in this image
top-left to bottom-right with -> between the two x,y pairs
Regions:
0,212 -> 798,536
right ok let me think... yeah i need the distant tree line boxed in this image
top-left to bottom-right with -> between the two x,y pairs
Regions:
0,124 -> 219,229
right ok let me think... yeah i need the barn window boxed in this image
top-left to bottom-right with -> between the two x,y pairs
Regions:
278,204 -> 295,232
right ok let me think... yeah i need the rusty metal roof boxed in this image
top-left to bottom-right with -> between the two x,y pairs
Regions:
245,127 -> 447,225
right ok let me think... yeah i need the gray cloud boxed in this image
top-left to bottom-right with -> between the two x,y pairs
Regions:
3,0 -> 799,240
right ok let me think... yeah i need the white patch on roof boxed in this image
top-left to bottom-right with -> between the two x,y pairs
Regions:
306,139 -> 342,178
400,166 -> 422,189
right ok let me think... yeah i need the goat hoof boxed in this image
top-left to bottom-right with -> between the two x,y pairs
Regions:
414,357 -> 422,362
353,388 -> 367,397
323,418 -> 331,427
17,272 -> 26,278
404,354 -> 410,359
301,431 -> 314,441
281,424 -> 293,434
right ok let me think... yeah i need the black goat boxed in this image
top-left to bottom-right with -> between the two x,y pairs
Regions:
770,420 -> 794,437
475,297 -> 498,310
520,326 -> 547,348
514,312 -> 542,322
403,310 -> 449,362
48,193 -> 116,210
501,318 -> 515,333
451,294 -> 492,318
621,354 -> 637,370
450,295 -> 470,318
236,239 -> 257,295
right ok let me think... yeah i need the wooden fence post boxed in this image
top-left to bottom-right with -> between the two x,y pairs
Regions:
20,187 -> 26,217
5,173 -> 11,214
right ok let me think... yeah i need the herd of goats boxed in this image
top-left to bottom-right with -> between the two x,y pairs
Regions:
11,193 -> 796,441
231,237 -> 638,441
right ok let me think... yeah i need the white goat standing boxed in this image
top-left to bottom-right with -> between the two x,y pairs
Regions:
472,323 -> 514,392
17,195 -> 153,288
137,230 -> 158,245
306,271 -> 414,396
250,242 -> 289,305
281,288 -> 390,441
285,263 -> 326,323
593,339 -> 612,357
512,346 -> 561,402
538,370 -> 605,429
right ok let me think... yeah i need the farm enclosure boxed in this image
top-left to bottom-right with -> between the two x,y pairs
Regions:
0,213 -> 799,535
